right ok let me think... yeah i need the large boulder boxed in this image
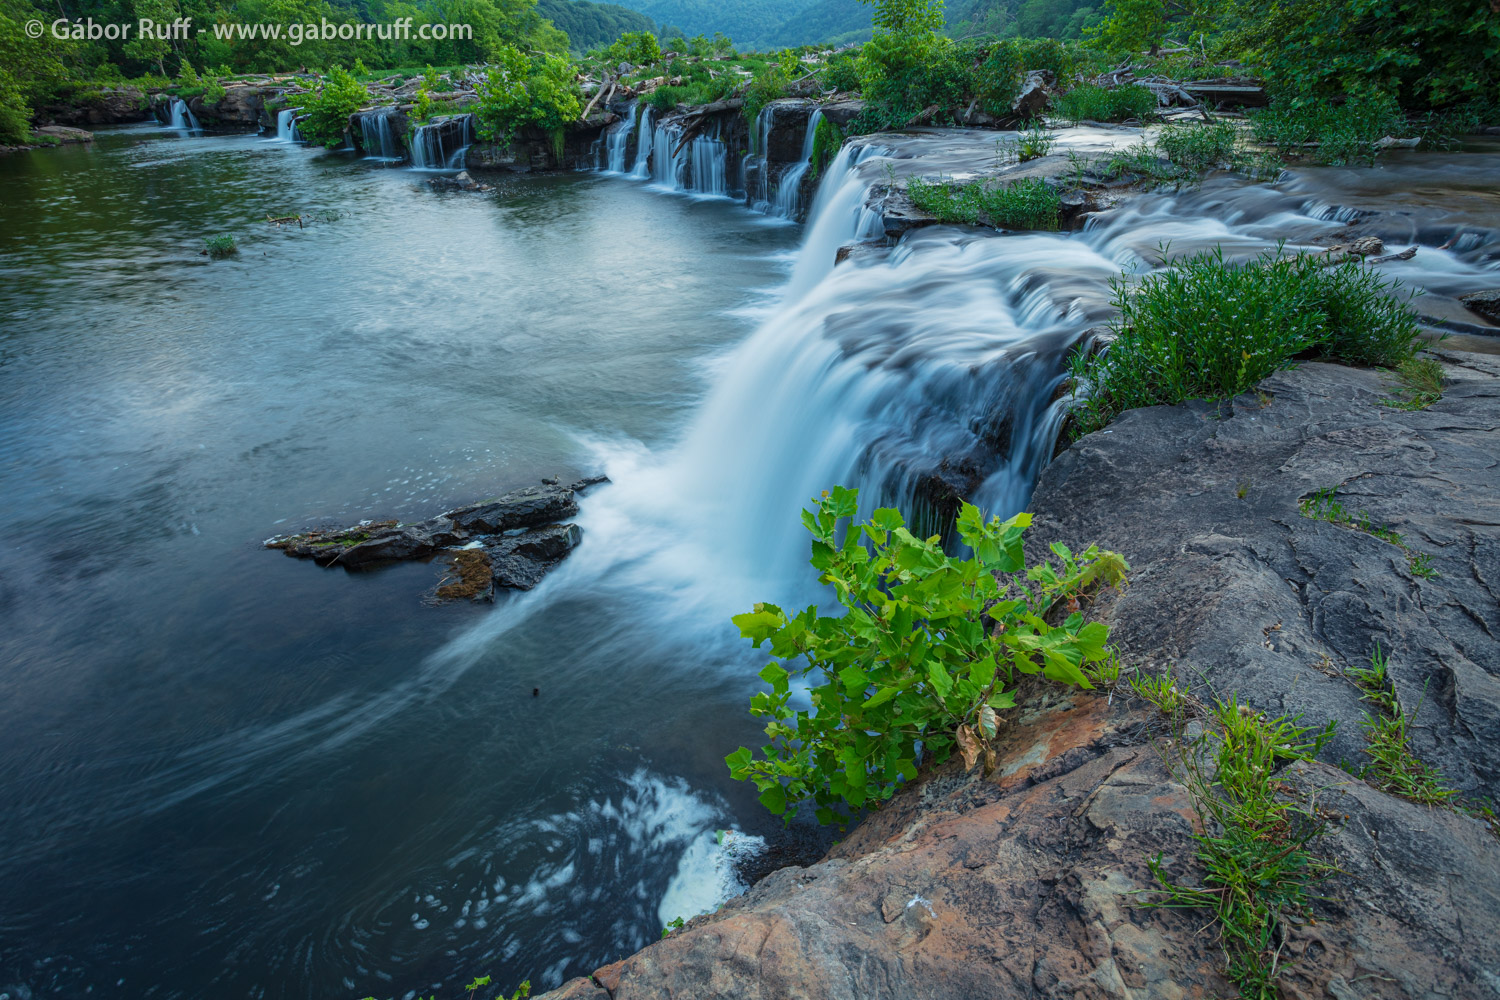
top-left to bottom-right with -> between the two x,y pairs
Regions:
38,86 -> 150,126
191,85 -> 268,127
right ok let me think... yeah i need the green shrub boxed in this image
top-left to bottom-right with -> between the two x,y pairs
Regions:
293,66 -> 368,147
0,70 -> 31,145
473,46 -> 581,143
972,40 -> 1024,115
1056,83 -> 1157,123
1155,121 -> 1237,170
204,234 -> 237,258
819,50 -> 862,93
1250,92 -> 1406,165
1073,248 -> 1421,431
726,486 -> 1126,823
203,77 -> 227,105
744,49 -> 799,133
809,115 -> 846,176
1016,121 -> 1055,160
907,175 -> 1061,230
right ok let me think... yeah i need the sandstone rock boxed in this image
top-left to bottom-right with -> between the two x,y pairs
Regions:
38,86 -> 149,126
446,484 -> 579,534
192,85 -> 267,128
1012,69 -> 1055,118
1459,288 -> 1500,324
1035,354 -> 1500,794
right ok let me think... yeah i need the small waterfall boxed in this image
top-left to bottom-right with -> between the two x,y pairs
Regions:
409,116 -> 473,170
600,103 -> 639,173
168,98 -> 201,131
359,111 -> 401,159
650,121 -> 686,188
770,110 -> 823,220
630,106 -> 655,178
741,106 -> 776,211
445,116 -> 473,169
275,109 -> 301,142
689,135 -> 728,197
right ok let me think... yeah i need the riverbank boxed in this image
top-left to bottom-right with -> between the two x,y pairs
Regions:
537,351 -> 1500,1000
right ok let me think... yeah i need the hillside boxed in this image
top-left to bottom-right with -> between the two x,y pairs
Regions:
537,0 -> 657,52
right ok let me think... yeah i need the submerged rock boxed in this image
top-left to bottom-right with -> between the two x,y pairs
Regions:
265,478 -> 605,598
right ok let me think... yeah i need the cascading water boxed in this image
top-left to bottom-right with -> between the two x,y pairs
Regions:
359,111 -> 402,160
629,106 -> 655,178
599,103 -> 639,173
274,109 -> 301,142
168,98 -> 201,131
688,131 -> 729,198
770,110 -> 823,220
409,116 -> 474,170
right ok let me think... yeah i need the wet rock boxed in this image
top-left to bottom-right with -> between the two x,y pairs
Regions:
37,86 -> 150,126
192,85 -> 268,128
339,523 -> 438,567
1459,288 -> 1500,324
447,484 -> 579,534
834,241 -> 888,266
487,523 -> 583,590
568,475 -> 610,492
1012,69 -> 1055,118
426,170 -> 492,191
31,126 -> 94,145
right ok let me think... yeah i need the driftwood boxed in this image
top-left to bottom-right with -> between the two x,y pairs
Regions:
579,75 -> 614,123
1368,246 -> 1418,264
902,104 -> 941,128
266,214 -> 302,228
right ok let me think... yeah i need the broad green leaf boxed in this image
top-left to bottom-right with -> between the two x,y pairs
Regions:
758,783 -> 788,814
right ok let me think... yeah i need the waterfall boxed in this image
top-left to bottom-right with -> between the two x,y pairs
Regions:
600,103 -> 639,173
445,116 -> 473,169
359,111 -> 401,160
168,98 -> 201,131
629,106 -> 655,178
550,139 -> 1109,610
275,109 -> 301,142
689,136 -> 728,197
649,122 -> 686,188
770,110 -> 823,221
409,116 -> 473,170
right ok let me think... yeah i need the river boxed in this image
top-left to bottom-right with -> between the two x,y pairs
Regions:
1,118 -> 1496,1000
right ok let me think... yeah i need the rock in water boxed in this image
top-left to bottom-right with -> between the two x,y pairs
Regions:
1011,69 -> 1055,118
447,484 -> 579,533
486,523 -> 583,590
1460,288 -> 1500,324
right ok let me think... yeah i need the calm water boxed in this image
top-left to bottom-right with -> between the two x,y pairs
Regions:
0,125 -> 809,999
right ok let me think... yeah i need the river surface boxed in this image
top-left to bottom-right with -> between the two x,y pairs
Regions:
2,120 -> 1498,1000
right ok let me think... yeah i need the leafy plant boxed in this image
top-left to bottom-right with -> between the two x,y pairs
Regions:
809,115 -> 846,177
1072,248 -> 1421,433
291,65 -> 368,147
907,175 -> 1061,230
726,487 -> 1126,824
1147,697 -> 1337,999
203,233 -> 237,258
1056,83 -> 1157,123
1155,122 -> 1237,171
661,915 -> 685,937
1015,121 -> 1055,161
1250,92 -> 1407,165
473,46 -> 581,144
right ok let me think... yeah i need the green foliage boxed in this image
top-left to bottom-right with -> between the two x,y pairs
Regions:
1347,646 -> 1457,806
540,0 -> 654,54
809,114 -> 846,176
1250,92 -> 1405,166
1233,0 -> 1499,111
726,487 -> 1126,824
293,65 -> 369,147
607,29 -> 661,65
0,70 -> 32,145
1382,356 -> 1444,412
203,76 -> 228,105
660,915 -> 685,937
1154,121 -> 1236,171
907,175 -> 1061,230
204,234 -> 238,258
473,45 -> 581,142
819,49 -> 863,93
1146,695 -> 1336,999
1089,0 -> 1220,56
1056,83 -> 1156,123
359,973 -> 530,1000
1014,121 -> 1054,160
743,49 -> 799,132
1072,249 -> 1421,432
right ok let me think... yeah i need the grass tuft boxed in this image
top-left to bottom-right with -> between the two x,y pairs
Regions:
203,234 -> 238,258
907,175 -> 1060,230
1070,248 -> 1421,434
1382,355 -> 1445,410
1057,83 -> 1158,124
1347,646 -> 1458,805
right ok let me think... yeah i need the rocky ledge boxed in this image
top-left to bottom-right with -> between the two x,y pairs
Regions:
538,352 -> 1500,1000
265,476 -> 606,598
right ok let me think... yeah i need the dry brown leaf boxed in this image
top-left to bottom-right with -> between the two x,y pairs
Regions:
956,724 -> 980,772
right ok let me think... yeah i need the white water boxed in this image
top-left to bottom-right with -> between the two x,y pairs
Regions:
273,108 -> 300,142
410,116 -> 473,170
598,103 -> 639,172
359,110 -> 402,160
629,106 -> 655,178
770,109 -> 823,220
168,98 -> 201,131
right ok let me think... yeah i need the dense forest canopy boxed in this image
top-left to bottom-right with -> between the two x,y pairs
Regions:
536,0 -> 653,52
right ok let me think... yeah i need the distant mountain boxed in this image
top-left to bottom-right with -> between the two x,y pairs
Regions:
604,0 -> 870,50
537,0 -> 658,52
